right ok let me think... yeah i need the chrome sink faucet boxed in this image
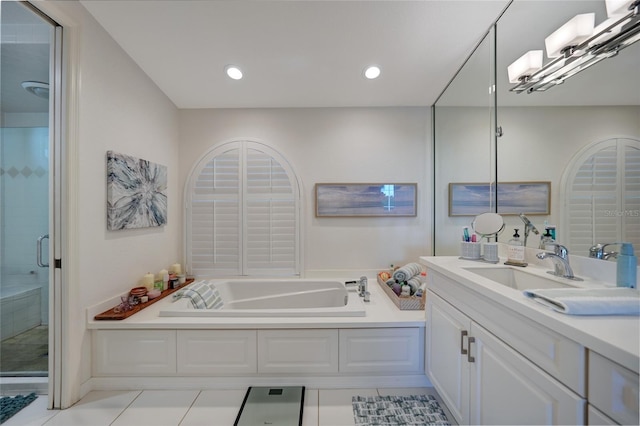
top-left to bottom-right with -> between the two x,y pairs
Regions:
589,243 -> 619,260
536,243 -> 582,281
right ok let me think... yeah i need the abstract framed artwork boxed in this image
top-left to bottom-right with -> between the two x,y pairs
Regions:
315,183 -> 417,217
106,151 -> 168,230
449,181 -> 550,216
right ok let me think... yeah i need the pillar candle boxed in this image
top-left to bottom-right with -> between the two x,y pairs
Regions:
170,263 -> 182,274
142,273 -> 155,291
157,269 -> 168,281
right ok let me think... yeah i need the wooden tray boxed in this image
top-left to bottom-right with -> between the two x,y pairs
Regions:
377,273 -> 425,310
94,278 -> 195,320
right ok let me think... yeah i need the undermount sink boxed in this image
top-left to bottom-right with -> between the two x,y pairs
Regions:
464,267 -> 576,291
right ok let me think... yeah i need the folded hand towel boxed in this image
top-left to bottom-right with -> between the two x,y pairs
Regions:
173,280 -> 224,309
392,263 -> 423,283
523,287 -> 640,316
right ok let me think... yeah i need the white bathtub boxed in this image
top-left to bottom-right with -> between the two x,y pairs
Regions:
159,279 -> 366,317
0,284 -> 42,340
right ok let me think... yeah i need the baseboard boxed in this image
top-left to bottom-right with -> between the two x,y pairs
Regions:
86,374 -> 431,391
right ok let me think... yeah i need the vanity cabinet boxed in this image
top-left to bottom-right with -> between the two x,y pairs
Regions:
588,350 -> 639,425
427,291 -> 585,425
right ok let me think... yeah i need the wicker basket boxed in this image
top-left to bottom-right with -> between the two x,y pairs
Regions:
376,273 -> 425,310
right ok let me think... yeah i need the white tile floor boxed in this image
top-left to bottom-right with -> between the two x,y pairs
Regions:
4,387 -> 455,426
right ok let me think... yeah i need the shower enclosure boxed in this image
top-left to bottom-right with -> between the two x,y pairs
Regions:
1,1 -> 54,387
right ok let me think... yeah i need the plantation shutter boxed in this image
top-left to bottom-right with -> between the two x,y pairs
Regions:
190,146 -> 242,276
245,147 -> 297,275
187,140 -> 300,277
567,138 -> 640,256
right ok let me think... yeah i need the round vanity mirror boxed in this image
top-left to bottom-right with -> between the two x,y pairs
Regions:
472,212 -> 504,239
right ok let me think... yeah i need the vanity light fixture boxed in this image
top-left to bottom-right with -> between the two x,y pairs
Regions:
225,65 -> 243,80
507,50 -> 543,83
363,65 -> 381,79
509,0 -> 639,93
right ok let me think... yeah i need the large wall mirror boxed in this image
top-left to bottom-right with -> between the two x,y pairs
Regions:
434,0 -> 640,260
433,26 -> 497,255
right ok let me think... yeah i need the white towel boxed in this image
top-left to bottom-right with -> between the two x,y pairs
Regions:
523,288 -> 640,316
392,263 -> 423,283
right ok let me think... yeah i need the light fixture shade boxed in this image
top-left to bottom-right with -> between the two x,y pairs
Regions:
588,17 -> 624,46
507,50 -> 543,83
545,13 -> 595,58
606,0 -> 635,17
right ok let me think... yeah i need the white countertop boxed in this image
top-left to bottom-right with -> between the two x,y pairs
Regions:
86,278 -> 425,330
420,256 -> 640,374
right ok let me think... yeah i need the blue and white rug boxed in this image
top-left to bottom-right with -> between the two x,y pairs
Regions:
1,393 -> 38,424
353,394 -> 450,425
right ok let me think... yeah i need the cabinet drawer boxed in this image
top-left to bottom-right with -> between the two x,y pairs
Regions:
257,329 -> 338,373
589,350 -> 639,425
339,328 -> 423,373
177,330 -> 257,375
93,330 -> 176,376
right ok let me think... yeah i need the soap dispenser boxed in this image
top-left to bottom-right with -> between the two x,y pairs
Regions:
506,228 -> 527,266
617,242 -> 638,288
539,228 -> 555,250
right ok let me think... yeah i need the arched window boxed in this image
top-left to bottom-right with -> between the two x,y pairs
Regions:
561,137 -> 640,256
185,140 -> 301,277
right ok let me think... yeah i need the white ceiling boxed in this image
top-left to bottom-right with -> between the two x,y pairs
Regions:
79,0 -> 511,109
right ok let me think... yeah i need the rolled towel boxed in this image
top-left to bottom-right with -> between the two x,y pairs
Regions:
392,262 -> 423,283
406,277 -> 422,295
523,287 -> 640,316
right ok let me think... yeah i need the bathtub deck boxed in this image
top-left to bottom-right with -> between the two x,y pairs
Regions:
87,279 -> 425,330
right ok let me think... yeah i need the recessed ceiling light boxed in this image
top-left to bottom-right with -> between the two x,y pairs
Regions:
225,65 -> 243,80
363,66 -> 381,80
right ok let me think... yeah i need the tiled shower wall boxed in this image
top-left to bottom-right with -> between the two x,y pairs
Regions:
0,127 -> 49,329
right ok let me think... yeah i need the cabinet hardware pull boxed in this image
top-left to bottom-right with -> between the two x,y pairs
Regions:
460,330 -> 468,355
467,337 -> 476,363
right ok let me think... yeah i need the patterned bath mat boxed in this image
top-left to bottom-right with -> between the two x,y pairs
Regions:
0,392 -> 38,424
352,394 -> 450,425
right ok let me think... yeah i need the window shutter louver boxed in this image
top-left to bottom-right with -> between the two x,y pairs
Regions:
190,149 -> 241,276
187,141 -> 300,277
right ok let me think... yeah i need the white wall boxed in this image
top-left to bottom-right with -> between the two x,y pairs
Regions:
35,1 -> 180,406
435,105 -> 640,255
179,107 -> 432,276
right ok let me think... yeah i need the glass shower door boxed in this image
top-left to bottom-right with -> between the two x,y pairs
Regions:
1,1 -> 55,391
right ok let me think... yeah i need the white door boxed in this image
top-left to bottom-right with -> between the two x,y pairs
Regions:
468,323 -> 585,425
426,292 -> 471,424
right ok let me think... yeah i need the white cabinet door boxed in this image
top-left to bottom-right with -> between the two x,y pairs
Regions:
93,330 -> 176,376
589,350 -> 640,426
588,404 -> 617,425
469,323 -> 585,425
426,291 -> 471,425
257,329 -> 338,374
339,328 -> 422,373
177,330 -> 257,375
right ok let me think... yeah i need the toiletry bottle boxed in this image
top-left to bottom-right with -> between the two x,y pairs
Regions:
507,229 -> 526,265
617,243 -> 638,288
539,228 -> 555,250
